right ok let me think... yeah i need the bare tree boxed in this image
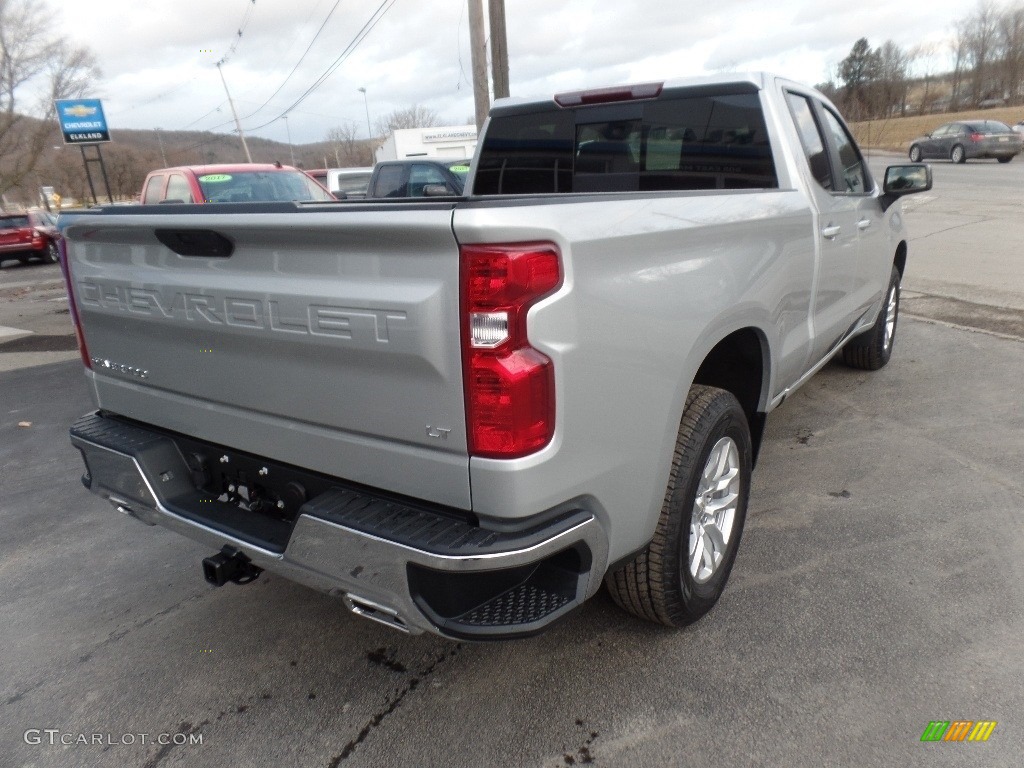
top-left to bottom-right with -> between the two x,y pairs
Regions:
909,42 -> 941,111
374,104 -> 441,137
326,122 -> 372,167
997,4 -> 1024,104
875,41 -> 910,117
964,1 -> 1001,104
0,0 -> 99,200
950,18 -> 972,107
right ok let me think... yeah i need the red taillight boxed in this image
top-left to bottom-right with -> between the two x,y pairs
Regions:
58,236 -> 91,369
461,243 -> 560,458
970,132 -> 984,142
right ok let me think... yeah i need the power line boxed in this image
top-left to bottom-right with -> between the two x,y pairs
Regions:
108,0 -> 255,120
243,0 -> 397,132
216,0 -> 258,66
236,0 -> 345,122
176,101 -> 229,131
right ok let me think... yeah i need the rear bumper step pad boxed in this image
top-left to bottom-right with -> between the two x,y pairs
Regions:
70,411 -> 608,639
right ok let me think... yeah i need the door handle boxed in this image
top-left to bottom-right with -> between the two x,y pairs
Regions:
821,225 -> 841,240
857,219 -> 872,230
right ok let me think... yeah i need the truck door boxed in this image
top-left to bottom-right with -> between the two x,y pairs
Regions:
815,106 -> 886,322
785,92 -> 864,367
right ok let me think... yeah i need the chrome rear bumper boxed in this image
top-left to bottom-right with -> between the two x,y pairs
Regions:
70,412 -> 608,639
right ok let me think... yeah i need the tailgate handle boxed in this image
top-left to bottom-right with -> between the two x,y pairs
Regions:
154,229 -> 234,258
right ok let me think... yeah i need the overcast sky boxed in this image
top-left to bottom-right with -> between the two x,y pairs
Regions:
51,0 -> 986,146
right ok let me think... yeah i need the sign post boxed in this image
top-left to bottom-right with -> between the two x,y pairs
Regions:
54,98 -> 114,204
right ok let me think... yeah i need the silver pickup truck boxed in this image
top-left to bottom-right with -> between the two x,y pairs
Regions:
63,73 -> 930,640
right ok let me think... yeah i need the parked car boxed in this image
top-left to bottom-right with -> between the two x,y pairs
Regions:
139,163 -> 335,204
304,168 -> 329,188
0,209 -> 59,266
327,167 -> 374,199
365,158 -> 470,198
908,120 -> 1023,163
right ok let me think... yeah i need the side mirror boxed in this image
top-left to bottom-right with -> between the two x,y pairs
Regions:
880,164 -> 932,211
422,184 -> 453,197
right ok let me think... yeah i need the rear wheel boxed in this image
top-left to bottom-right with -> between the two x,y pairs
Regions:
842,265 -> 900,371
909,145 -> 922,162
605,385 -> 751,627
951,144 -> 966,164
998,156 -> 1013,164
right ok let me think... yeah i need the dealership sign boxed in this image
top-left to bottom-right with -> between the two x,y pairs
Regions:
422,127 -> 477,143
55,99 -> 111,144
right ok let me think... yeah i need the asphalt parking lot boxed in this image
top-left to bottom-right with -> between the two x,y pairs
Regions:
2,158 -> 1023,767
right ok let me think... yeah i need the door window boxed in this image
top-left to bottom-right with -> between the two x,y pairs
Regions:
408,164 -> 448,196
820,108 -> 870,195
165,174 -> 194,203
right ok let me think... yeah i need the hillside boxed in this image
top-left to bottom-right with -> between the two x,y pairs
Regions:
1,117 -> 375,208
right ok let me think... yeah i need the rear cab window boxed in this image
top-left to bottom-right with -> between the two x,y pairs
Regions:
474,85 -> 778,195
142,175 -> 165,204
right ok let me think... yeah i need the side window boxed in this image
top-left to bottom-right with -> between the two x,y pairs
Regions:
820,108 -> 869,195
931,125 -> 949,138
408,164 -> 448,196
165,174 -> 193,203
786,93 -> 832,191
143,175 -> 165,204
373,165 -> 407,198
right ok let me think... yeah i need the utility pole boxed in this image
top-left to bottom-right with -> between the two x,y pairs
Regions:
217,62 -> 254,163
467,0 -> 489,130
488,0 -> 509,99
357,87 -> 372,138
284,115 -> 296,166
155,128 -> 168,166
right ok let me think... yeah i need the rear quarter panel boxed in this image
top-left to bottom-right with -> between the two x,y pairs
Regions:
455,190 -> 814,561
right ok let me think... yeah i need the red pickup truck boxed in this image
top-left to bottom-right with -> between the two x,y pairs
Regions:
139,163 -> 334,204
0,210 -> 59,267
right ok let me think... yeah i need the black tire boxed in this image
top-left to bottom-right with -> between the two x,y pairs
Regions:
605,385 -> 751,627
951,144 -> 966,164
842,265 -> 900,371
909,145 -> 922,162
998,156 -> 1013,164
43,241 -> 59,264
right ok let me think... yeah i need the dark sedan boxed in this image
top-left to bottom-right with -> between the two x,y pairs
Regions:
909,120 -> 1023,164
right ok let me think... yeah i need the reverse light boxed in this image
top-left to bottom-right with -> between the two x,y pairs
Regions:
461,243 -> 561,458
57,235 -> 91,369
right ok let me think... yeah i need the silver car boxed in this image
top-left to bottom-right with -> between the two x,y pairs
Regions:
909,120 -> 1023,164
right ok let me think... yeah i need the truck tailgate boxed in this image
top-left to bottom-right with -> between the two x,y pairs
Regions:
65,206 -> 470,509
